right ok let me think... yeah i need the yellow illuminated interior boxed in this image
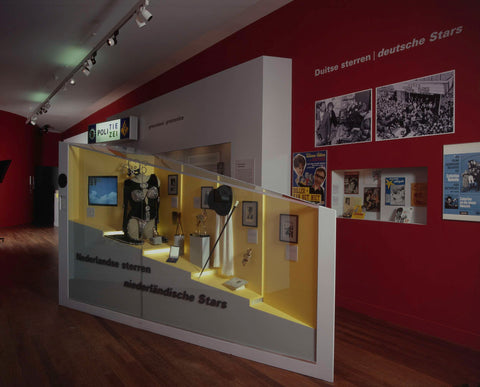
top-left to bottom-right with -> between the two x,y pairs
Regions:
68,144 -> 319,327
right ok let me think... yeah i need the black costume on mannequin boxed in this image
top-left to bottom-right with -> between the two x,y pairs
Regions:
123,173 -> 160,241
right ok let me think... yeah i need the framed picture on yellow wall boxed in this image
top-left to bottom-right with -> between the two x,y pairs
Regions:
168,174 -> 178,195
201,186 -> 213,209
279,214 -> 298,243
242,201 -> 257,227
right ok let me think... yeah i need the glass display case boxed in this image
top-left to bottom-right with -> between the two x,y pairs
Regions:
332,167 -> 428,224
58,142 -> 336,381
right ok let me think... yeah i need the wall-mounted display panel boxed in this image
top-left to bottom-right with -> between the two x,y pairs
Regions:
443,141 -> 480,222
332,167 -> 428,224
58,142 -> 336,382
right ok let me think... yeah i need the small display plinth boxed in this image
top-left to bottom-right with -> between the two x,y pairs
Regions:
189,234 -> 210,268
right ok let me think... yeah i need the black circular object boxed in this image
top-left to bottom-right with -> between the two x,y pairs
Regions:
208,185 -> 233,216
58,173 -> 68,188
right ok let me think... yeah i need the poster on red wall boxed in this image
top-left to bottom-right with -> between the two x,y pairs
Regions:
292,151 -> 327,206
314,89 -> 372,147
443,142 -> 480,222
376,70 -> 455,141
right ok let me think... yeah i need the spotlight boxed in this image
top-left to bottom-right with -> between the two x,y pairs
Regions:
30,116 -> 37,125
140,6 -> 152,21
82,60 -> 92,76
107,31 -> 118,46
135,1 -> 152,28
91,52 -> 97,65
69,78 -> 75,85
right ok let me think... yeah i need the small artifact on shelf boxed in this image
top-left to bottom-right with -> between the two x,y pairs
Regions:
242,248 -> 253,266
194,209 -> 209,236
223,277 -> 248,291
166,246 -> 180,263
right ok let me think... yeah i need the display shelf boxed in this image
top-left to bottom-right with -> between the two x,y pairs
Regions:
59,142 -> 336,381
142,238 -> 310,326
332,167 -> 428,224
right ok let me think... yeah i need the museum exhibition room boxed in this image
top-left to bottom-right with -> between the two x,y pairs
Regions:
0,0 -> 479,385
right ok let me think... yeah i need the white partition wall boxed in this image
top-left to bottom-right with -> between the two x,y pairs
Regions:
106,56 -> 292,195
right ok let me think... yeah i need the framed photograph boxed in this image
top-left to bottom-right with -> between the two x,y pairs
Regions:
279,214 -> 298,243
242,201 -> 258,227
314,89 -> 372,147
168,175 -> 178,195
344,171 -> 359,194
376,70 -> 455,141
201,186 -> 213,209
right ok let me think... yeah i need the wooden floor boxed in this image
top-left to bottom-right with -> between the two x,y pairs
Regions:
0,225 -> 479,386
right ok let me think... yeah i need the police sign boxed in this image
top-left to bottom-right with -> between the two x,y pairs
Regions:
88,116 -> 138,144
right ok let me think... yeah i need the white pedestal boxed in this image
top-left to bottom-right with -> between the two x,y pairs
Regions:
189,234 -> 210,268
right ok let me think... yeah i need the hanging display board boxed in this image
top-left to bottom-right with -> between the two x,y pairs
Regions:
443,141 -> 480,222
88,116 -> 138,144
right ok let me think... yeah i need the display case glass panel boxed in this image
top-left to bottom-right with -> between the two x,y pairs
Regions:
59,143 -> 336,381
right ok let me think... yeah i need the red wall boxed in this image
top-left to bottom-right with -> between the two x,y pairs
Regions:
0,111 -> 36,226
0,111 -> 60,227
62,0 -> 480,350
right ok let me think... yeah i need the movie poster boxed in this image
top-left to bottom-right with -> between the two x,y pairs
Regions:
443,142 -> 480,222
314,89 -> 372,147
385,177 -> 406,206
376,70 -> 455,141
364,187 -> 380,212
292,151 -> 327,206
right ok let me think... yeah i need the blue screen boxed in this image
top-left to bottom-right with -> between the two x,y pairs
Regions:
88,176 -> 118,206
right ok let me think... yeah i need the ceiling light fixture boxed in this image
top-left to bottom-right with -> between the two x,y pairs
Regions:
25,0 -> 148,127
136,0 -> 153,28
107,30 -> 119,46
82,63 -> 91,76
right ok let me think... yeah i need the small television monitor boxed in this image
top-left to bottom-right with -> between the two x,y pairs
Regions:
0,160 -> 11,183
88,176 -> 118,206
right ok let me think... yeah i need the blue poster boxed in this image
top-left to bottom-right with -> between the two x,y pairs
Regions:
443,149 -> 480,219
385,177 -> 405,206
292,151 -> 327,206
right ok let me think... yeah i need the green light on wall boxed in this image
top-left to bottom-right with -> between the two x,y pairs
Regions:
55,46 -> 90,67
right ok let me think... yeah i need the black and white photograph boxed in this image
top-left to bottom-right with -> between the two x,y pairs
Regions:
242,201 -> 258,227
168,174 -> 178,195
344,171 -> 359,194
376,70 -> 455,141
314,89 -> 372,147
201,186 -> 213,209
279,214 -> 298,243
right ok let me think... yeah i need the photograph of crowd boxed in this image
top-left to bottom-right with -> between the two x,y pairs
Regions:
314,89 -> 372,147
376,70 -> 455,141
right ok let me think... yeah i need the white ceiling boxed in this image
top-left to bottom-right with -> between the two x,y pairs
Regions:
0,0 -> 292,133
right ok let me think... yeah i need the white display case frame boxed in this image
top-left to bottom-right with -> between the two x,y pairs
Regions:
58,142 -> 337,382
